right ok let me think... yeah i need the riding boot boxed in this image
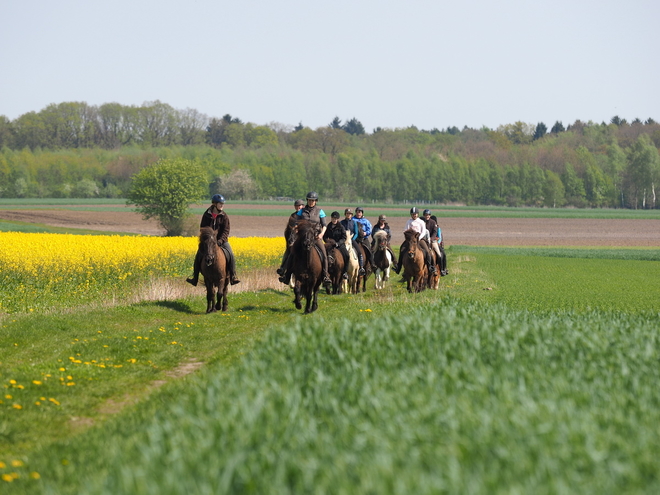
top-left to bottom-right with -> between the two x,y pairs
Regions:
358,252 -> 366,276
426,252 -> 437,274
186,249 -> 203,286
279,254 -> 293,284
313,239 -> 332,287
221,243 -> 241,285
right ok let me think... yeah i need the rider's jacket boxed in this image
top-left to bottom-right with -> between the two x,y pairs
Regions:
201,207 -> 230,245
354,216 -> 372,238
340,218 -> 359,241
297,205 -> 326,227
323,221 -> 347,244
405,217 -> 428,241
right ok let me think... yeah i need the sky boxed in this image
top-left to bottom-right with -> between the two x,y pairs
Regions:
2,0 -> 659,133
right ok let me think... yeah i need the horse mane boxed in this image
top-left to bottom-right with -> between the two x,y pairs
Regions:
374,230 -> 388,242
403,228 -> 419,243
295,220 -> 319,249
199,226 -> 216,244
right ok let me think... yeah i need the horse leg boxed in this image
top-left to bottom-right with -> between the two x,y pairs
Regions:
206,283 -> 216,313
311,288 -> 318,313
293,282 -> 303,310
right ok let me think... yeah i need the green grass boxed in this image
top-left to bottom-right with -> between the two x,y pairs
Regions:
0,219 -> 134,235
2,199 -> 660,219
3,245 -> 660,492
10,301 -> 660,494
452,246 -> 660,313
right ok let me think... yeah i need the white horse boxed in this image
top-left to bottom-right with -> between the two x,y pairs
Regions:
342,231 -> 359,294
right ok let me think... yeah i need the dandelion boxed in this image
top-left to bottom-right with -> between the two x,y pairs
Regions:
11,460 -> 24,467
9,379 -> 16,385
30,472 -> 41,480
2,473 -> 15,482
33,380 -> 42,385
5,394 -> 12,399
0,462 -> 5,468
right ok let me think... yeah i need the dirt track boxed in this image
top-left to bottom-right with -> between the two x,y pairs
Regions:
2,208 -> 659,247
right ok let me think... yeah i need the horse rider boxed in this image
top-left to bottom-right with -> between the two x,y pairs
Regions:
278,191 -> 332,289
353,206 -> 375,269
276,198 -> 305,277
323,211 -> 350,280
431,214 -> 449,276
392,206 -> 436,275
340,208 -> 366,276
371,214 -> 398,268
186,194 -> 240,287
422,209 -> 444,275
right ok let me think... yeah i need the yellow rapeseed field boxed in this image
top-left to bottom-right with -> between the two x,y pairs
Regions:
0,233 -> 284,313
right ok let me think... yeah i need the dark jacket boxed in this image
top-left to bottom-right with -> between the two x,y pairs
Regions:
340,218 -> 359,241
372,222 -> 391,242
323,221 -> 347,244
200,207 -> 230,245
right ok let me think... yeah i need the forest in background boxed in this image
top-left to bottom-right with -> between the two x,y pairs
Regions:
0,101 -> 659,208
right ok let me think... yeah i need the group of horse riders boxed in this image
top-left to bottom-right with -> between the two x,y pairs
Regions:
185,192 -> 448,290
275,192 -> 448,290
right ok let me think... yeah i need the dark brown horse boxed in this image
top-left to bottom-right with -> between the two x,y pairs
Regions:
199,226 -> 229,313
372,230 -> 393,290
290,220 -> 324,313
401,229 -> 427,293
325,239 -> 345,295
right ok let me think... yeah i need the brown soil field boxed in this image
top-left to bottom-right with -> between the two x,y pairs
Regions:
1,207 -> 659,247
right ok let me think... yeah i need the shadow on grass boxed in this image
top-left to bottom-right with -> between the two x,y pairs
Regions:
154,300 -> 197,314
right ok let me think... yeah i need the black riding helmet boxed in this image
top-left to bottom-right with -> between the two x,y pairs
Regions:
410,207 -> 419,215
211,194 -> 225,203
355,207 -> 364,213
306,191 -> 319,201
331,211 -> 340,219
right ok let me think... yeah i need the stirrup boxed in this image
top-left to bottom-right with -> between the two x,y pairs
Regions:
186,277 -> 198,287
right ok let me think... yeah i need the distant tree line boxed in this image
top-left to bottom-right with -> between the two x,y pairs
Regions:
0,101 -> 659,209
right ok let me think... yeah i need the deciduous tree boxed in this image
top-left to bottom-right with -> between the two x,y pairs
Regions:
127,158 -> 206,236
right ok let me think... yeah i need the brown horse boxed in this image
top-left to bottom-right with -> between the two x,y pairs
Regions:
290,220 -> 324,313
401,229 -> 427,293
372,230 -> 393,290
325,239 -> 345,295
199,226 -> 229,313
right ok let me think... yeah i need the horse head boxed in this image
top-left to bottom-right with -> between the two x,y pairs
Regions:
374,230 -> 389,251
403,229 -> 420,259
295,220 -> 319,250
199,227 -> 218,266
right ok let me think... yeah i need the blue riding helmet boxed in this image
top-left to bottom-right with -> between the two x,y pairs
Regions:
423,209 -> 431,216
211,194 -> 225,204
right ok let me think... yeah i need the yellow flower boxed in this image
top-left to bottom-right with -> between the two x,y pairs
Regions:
9,379 -> 16,385
0,461 -> 5,468
30,472 -> 41,480
5,394 -> 12,399
2,473 -> 15,482
12,404 -> 22,410
32,380 -> 42,385
10,460 -> 23,467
